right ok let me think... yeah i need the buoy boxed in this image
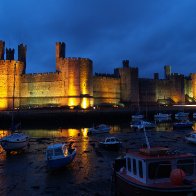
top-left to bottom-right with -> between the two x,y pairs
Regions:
170,168 -> 186,185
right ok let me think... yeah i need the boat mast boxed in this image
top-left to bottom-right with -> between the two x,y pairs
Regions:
11,64 -> 16,129
143,127 -> 150,149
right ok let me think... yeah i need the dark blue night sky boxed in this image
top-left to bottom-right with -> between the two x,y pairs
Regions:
1,0 -> 196,78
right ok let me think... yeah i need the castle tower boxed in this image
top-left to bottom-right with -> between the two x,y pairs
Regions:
115,60 -> 139,105
0,40 -> 5,60
164,65 -> 171,79
122,60 -> 129,68
56,42 -> 65,59
6,48 -> 15,60
18,44 -> 27,74
56,42 -> 66,72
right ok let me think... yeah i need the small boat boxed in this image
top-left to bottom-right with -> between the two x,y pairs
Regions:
130,120 -> 155,130
87,124 -> 110,135
185,133 -> 196,144
46,142 -> 76,170
154,113 -> 171,119
173,120 -> 193,129
112,146 -> 196,195
175,112 -> 189,118
131,113 -> 144,120
0,132 -> 29,152
99,137 -> 122,151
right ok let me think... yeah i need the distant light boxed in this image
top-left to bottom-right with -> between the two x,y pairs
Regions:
173,105 -> 196,107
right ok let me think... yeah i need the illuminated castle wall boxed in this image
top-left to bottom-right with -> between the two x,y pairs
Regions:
0,41 -> 93,110
0,40 -> 195,111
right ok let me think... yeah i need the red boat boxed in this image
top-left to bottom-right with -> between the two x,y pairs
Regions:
112,147 -> 196,196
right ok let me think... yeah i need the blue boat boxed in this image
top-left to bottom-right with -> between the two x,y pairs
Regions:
46,143 -> 76,169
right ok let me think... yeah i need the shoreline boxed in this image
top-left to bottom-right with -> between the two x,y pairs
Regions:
0,105 -> 195,128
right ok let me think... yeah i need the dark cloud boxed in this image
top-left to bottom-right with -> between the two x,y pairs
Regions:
0,0 -> 196,77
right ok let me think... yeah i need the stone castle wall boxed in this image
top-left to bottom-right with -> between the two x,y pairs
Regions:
93,76 -> 120,105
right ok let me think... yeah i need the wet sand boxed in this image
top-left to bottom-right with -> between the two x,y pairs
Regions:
0,128 -> 196,196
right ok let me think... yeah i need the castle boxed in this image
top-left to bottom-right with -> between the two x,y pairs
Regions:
0,40 -> 195,110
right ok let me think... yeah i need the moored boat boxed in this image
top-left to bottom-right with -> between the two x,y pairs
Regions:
0,132 -> 29,152
185,133 -> 196,144
112,146 -> 196,195
99,137 -> 122,151
175,112 -> 189,118
87,124 -> 110,135
154,113 -> 172,119
130,120 -> 155,130
173,120 -> 193,129
46,143 -> 76,170
131,113 -> 144,120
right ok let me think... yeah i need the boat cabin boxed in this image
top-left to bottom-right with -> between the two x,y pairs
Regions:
46,144 -> 69,159
124,147 -> 196,185
104,137 -> 120,143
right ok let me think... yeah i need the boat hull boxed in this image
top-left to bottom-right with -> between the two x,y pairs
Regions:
1,140 -> 29,151
46,149 -> 76,169
99,143 -> 122,151
114,173 -> 196,196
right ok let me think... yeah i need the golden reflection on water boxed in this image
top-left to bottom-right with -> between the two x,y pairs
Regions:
192,122 -> 196,131
23,128 -> 80,138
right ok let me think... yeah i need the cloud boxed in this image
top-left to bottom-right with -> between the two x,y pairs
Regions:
0,0 -> 196,77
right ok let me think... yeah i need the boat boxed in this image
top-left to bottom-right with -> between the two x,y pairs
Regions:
184,133 -> 196,144
131,113 -> 144,120
173,120 -> 193,129
112,146 -> 196,195
99,137 -> 122,151
175,112 -> 189,118
87,124 -> 110,135
154,113 -> 171,119
0,64 -> 29,152
130,120 -> 155,130
46,142 -> 76,170
0,132 -> 29,152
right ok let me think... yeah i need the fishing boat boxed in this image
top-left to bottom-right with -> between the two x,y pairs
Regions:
0,64 -> 29,152
112,146 -> 196,195
184,133 -> 196,144
173,120 -> 193,129
87,124 -> 110,135
130,120 -> 155,130
99,137 -> 122,151
46,142 -> 76,170
112,125 -> 196,195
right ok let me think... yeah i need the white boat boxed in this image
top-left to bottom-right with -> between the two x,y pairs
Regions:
154,113 -> 171,119
185,133 -> 196,144
87,124 -> 110,135
0,132 -> 29,152
130,120 -> 155,130
175,112 -> 189,118
46,143 -> 76,170
131,114 -> 144,120
99,137 -> 122,151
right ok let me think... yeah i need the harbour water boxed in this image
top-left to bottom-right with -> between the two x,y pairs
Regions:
0,117 -> 196,195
